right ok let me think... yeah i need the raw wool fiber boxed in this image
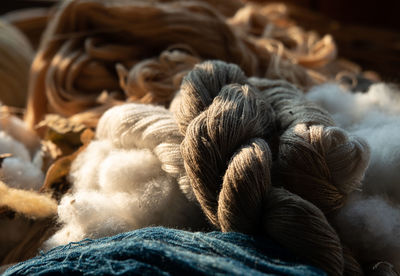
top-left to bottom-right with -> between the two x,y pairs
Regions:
0,19 -> 34,108
175,60 -> 352,275
0,114 -> 51,265
45,103 -> 204,250
0,115 -> 43,191
228,3 -> 338,81
0,181 -> 56,219
25,0 -> 345,129
306,83 -> 400,271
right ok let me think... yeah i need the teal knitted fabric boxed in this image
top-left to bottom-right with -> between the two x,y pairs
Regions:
4,227 -> 326,275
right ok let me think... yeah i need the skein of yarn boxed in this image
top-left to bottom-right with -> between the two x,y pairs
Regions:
249,77 -> 370,215
307,83 -> 400,272
25,0 -> 258,128
249,76 -> 370,275
25,0 -> 344,129
176,61 -> 344,275
228,3 -> 337,79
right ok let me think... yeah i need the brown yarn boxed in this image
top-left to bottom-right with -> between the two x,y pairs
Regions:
176,61 -> 344,275
250,76 -> 369,274
116,45 -> 200,105
25,0 -> 258,128
249,77 -> 370,214
228,3 -> 336,76
25,0 -> 338,129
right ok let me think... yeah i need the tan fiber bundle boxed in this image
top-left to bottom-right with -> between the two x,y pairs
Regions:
0,20 -> 34,107
176,61 -> 344,275
0,181 -> 57,264
116,45 -> 201,106
249,78 -> 370,215
229,3 -> 336,69
229,2 -> 365,84
25,0 -> 256,128
25,0 -> 335,129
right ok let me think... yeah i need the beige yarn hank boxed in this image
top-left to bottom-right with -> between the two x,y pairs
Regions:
176,60 -> 344,275
249,77 -> 370,215
25,0 -> 339,129
25,0 -> 258,128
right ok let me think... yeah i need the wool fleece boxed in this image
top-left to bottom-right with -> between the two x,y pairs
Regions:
45,103 -> 204,249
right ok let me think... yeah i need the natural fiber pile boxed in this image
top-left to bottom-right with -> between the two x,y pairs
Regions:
307,83 -> 400,272
45,103 -> 204,249
248,77 -> 370,215
0,112 -> 56,264
1,0 -> 399,275
25,0 -> 352,129
0,115 -> 43,191
45,60 -> 391,275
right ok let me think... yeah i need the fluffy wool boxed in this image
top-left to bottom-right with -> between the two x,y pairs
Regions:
307,83 -> 400,269
45,103 -> 204,250
335,194 -> 400,270
0,116 -> 43,190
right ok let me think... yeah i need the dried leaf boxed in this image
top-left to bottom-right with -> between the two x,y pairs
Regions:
40,140 -> 62,173
36,114 -> 91,156
41,128 -> 94,200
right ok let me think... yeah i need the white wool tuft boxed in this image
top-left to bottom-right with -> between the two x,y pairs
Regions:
0,131 -> 30,161
307,82 -> 400,268
98,149 -> 162,193
1,157 -> 43,190
0,128 -> 44,190
69,140 -> 113,191
335,194 -> 400,269
46,103 -> 203,249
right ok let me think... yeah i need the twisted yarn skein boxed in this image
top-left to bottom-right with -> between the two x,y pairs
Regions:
249,78 -> 370,215
176,61 -> 344,275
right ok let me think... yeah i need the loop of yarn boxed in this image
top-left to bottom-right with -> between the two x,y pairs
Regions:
176,61 -> 344,275
249,78 -> 335,130
25,0 -> 259,127
249,77 -> 370,215
25,0 -> 342,129
176,60 -> 249,135
116,46 -> 200,105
